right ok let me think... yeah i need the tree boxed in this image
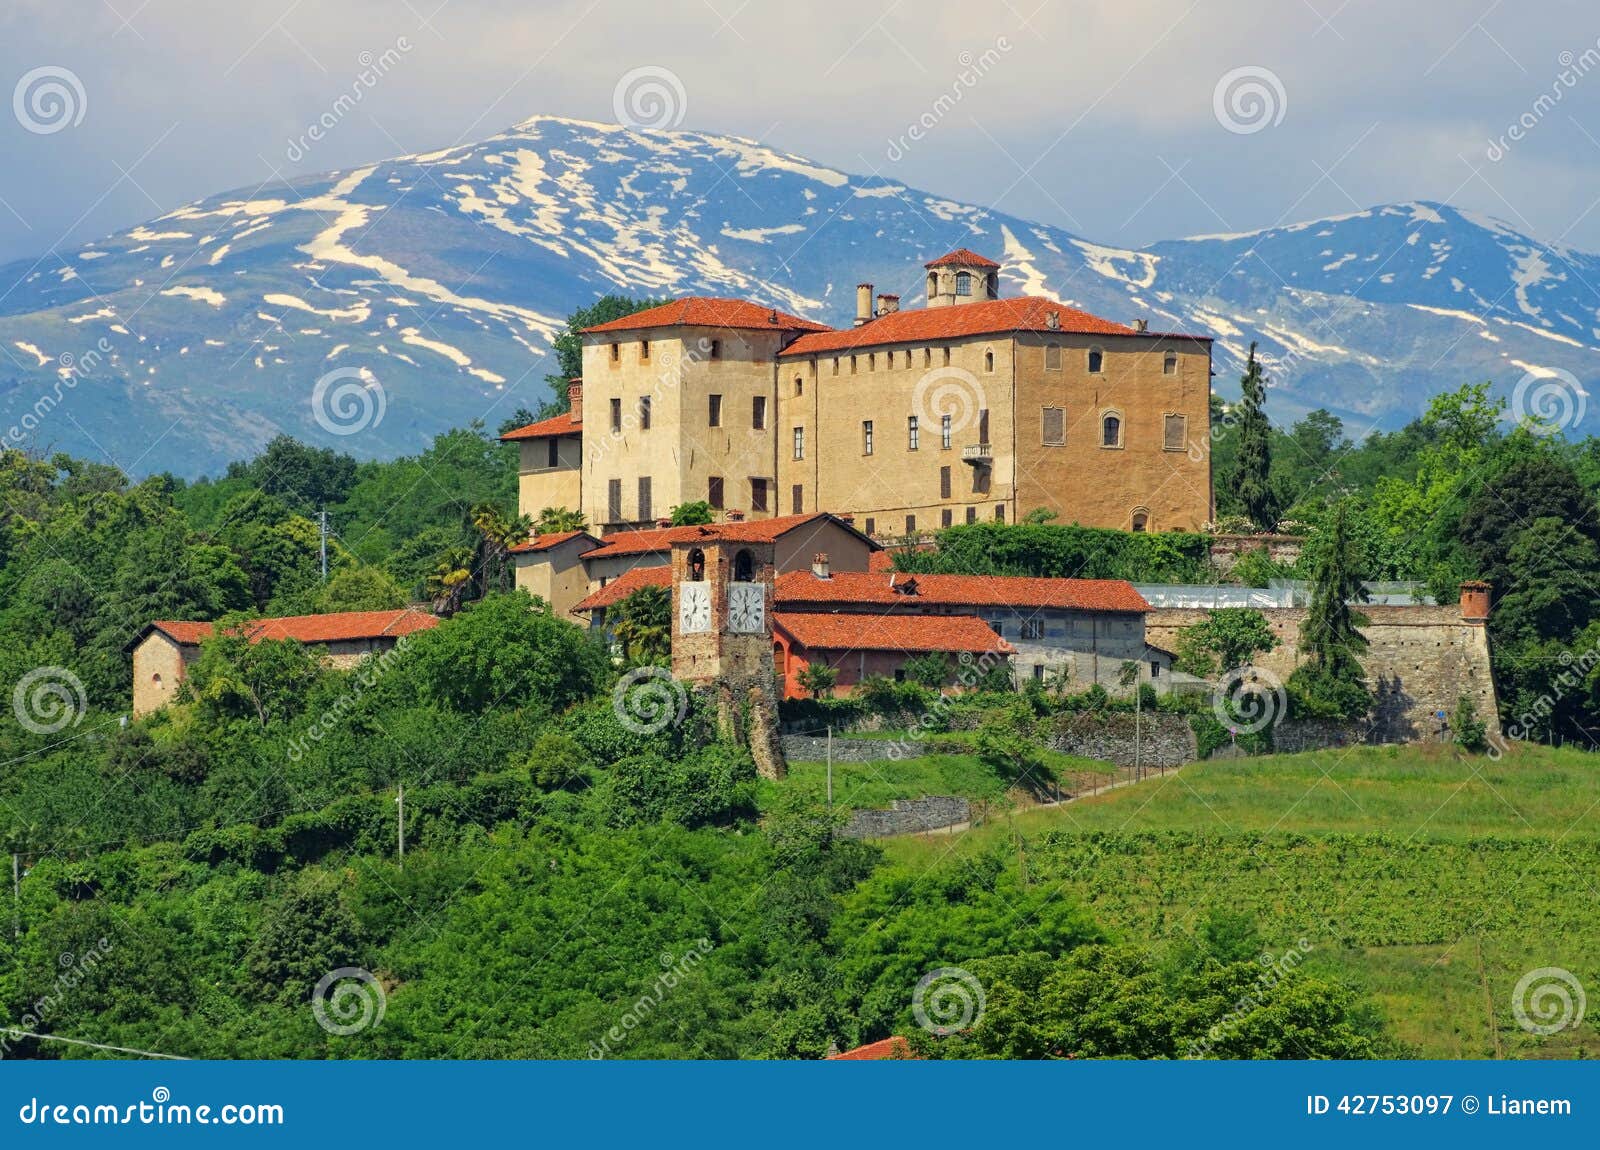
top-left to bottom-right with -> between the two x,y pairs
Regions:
1458,450 -> 1600,603
1290,500 -> 1370,719
470,502 -> 532,595
669,500 -> 715,526
902,651 -> 952,689
1174,609 -> 1280,676
313,565 -> 409,613
229,435 -> 358,514
536,506 -> 588,534
797,663 -> 838,699
1233,343 -> 1278,531
186,625 -> 328,728
609,585 -> 671,664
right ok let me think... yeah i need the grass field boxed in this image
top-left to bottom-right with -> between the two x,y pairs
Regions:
876,743 -> 1600,1059
769,748 -> 1120,814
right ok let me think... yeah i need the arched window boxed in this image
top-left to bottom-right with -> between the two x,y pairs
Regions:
926,272 -> 937,298
983,350 -> 995,373
152,673 -> 163,687
1087,347 -> 1104,374
688,548 -> 706,581
733,548 -> 754,583
955,271 -> 973,296
1131,509 -> 1149,533
1163,351 -> 1177,375
986,271 -> 999,298
1102,413 -> 1122,448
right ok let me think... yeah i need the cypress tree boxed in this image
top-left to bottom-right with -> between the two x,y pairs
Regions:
1234,342 -> 1277,530
1301,500 -> 1368,679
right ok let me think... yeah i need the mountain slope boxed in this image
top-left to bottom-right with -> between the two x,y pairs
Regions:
1,115 -> 1596,476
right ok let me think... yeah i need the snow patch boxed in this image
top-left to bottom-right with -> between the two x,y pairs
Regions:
160,285 -> 226,307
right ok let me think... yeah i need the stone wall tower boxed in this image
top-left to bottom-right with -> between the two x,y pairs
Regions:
669,529 -> 786,778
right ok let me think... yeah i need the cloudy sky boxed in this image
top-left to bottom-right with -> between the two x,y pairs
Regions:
2,0 -> 1599,265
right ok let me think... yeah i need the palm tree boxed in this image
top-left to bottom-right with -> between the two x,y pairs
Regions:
536,506 -> 587,534
426,546 -> 475,615
470,503 -> 532,595
609,585 -> 671,664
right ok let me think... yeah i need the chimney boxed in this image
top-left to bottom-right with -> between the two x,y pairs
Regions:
656,517 -> 672,529
567,378 -> 583,422
1131,318 -> 1149,333
1045,311 -> 1060,330
876,293 -> 900,316
726,508 -> 745,522
855,283 -> 873,326
812,552 -> 830,579
1459,580 -> 1491,624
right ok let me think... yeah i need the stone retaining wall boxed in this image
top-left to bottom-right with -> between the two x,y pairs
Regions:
840,796 -> 971,839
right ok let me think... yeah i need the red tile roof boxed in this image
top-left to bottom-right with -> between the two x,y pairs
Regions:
925,248 -> 1001,269
778,296 -> 1146,357
867,550 -> 896,572
572,564 -> 672,611
827,1036 -> 917,1061
508,530 -> 595,555
582,297 -> 829,335
585,513 -> 876,560
499,411 -> 582,441
774,611 -> 1011,655
145,608 -> 439,647
775,570 -> 1151,613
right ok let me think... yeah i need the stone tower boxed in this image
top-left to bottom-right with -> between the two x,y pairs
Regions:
924,248 -> 1001,308
669,529 -> 786,778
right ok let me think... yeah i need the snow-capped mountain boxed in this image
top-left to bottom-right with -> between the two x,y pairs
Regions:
2,114 -> 1596,476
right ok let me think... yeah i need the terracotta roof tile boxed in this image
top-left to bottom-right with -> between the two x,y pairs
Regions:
924,248 -> 1001,269
572,564 -> 672,611
775,570 -> 1150,613
499,411 -> 582,441
827,1036 -> 918,1060
774,611 -> 1010,655
147,608 -> 439,647
778,296 -> 1150,358
583,297 -> 829,335
508,530 -> 595,555
585,513 -> 876,560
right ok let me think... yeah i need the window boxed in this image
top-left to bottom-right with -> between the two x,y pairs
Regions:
868,353 -> 876,372
865,517 -> 876,535
940,465 -> 952,499
637,476 -> 652,522
1087,347 -> 1104,373
708,476 -> 724,509
1163,350 -> 1177,375
607,479 -> 622,523
1033,665 -> 1046,682
923,348 -> 932,367
1022,619 -> 1043,640
995,504 -> 1006,522
978,408 -> 989,445
966,507 -> 977,524
831,357 -> 839,376
942,508 -> 953,527
1131,510 -> 1149,533
941,414 -> 952,449
545,439 -> 559,468
752,395 -> 767,430
639,395 -> 651,430
1045,343 -> 1062,371
905,514 -> 916,534
908,416 -> 919,451
955,271 -> 972,296
639,339 -> 650,362
709,339 -> 721,359
708,394 -> 722,427
1164,413 -> 1188,452
751,478 -> 769,512
926,272 -> 937,296
974,466 -> 991,495
609,342 -> 619,362
904,350 -> 913,368
791,484 -> 804,515
793,426 -> 805,460
609,397 -> 622,433
1102,413 -> 1123,448
794,376 -> 803,396
862,420 -> 874,456
850,355 -> 858,374
983,350 -> 994,373
1041,406 -> 1066,447
942,347 -> 951,366
1151,661 -> 1161,678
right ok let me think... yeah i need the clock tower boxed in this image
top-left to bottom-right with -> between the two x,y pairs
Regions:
669,530 -> 785,778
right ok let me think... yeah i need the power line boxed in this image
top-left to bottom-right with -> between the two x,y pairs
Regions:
3,1029 -> 188,1060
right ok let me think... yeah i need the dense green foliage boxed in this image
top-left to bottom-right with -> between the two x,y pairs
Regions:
890,521 -> 1211,581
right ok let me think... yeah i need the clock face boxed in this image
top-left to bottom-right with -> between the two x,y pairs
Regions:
679,582 -> 712,633
728,582 -> 765,634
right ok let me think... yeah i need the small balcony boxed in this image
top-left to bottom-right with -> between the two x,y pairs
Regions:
961,443 -> 992,466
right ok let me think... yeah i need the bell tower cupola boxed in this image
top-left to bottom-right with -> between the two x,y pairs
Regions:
924,248 -> 1002,308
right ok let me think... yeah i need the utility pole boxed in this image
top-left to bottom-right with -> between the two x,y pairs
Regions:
318,508 -> 329,582
825,725 -> 833,810
396,784 -> 405,869
12,852 -> 19,941
1134,674 -> 1143,783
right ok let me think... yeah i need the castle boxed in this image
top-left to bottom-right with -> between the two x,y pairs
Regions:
502,248 -> 1214,536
